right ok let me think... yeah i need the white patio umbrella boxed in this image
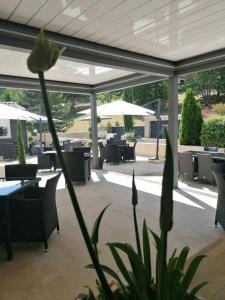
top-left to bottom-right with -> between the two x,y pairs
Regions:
0,103 -> 34,121
80,115 -> 112,121
78,100 -> 155,116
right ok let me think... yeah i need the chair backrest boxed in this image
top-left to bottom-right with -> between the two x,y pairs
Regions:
73,146 -> 91,153
204,146 -> 218,152
37,154 -> 52,170
211,166 -> 225,230
63,151 -> 85,180
197,153 -> 214,183
106,144 -> 121,163
42,172 -> 62,220
178,152 -> 194,180
5,164 -> 38,180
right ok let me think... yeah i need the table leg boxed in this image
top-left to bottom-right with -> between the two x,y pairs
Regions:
4,199 -> 13,260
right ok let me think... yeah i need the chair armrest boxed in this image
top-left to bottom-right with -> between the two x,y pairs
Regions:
24,187 -> 44,199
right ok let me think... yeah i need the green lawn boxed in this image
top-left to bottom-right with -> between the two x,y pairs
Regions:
66,115 -> 144,133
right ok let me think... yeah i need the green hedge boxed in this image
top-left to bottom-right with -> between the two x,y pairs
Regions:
201,116 -> 225,147
179,88 -> 203,145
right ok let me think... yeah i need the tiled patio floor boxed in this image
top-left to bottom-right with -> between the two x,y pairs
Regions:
0,159 -> 224,299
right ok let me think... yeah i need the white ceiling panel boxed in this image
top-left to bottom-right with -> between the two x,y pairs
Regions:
27,0 -> 75,28
59,0 -> 125,36
9,0 -> 48,24
0,48 -> 133,85
0,0 -> 22,19
46,0 -> 99,32
120,0 -> 225,55
2,0 -> 225,61
73,0 -> 149,40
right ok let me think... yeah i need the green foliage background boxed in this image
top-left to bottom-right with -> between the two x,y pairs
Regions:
201,116 -> 225,147
179,88 -> 203,145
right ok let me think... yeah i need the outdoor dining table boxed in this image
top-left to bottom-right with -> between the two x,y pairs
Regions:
0,178 -> 41,260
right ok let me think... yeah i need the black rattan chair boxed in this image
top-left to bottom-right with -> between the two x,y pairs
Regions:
178,152 -> 196,181
212,166 -> 225,230
5,164 -> 38,180
10,172 -> 61,251
63,152 -> 89,184
197,153 -> 215,184
37,154 -> 52,171
106,144 -> 122,164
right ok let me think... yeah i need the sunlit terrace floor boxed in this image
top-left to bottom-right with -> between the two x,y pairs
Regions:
0,157 -> 224,299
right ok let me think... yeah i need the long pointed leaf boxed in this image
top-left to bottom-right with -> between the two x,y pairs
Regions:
107,244 -> 141,299
189,281 -> 208,297
176,246 -> 190,272
143,219 -> 152,281
181,255 -> 206,292
91,203 -> 111,246
160,128 -> 174,232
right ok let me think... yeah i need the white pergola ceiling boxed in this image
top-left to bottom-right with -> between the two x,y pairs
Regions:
2,0 -> 225,61
0,47 -> 133,85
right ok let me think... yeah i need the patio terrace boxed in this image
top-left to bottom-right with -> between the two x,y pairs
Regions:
0,158 -> 224,299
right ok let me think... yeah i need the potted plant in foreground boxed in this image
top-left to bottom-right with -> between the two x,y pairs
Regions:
27,30 -> 207,300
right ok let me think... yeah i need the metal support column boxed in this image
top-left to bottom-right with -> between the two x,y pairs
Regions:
168,76 -> 179,188
90,92 -> 99,169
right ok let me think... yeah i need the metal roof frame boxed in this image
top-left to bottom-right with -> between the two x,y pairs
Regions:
0,19 -> 225,93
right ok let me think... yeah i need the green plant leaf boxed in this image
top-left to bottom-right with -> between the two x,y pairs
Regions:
142,220 -> 152,282
189,281 -> 208,297
181,255 -> 206,292
176,246 -> 190,272
87,264 -> 125,289
160,129 -> 174,232
91,203 -> 111,246
109,242 -> 151,299
107,244 -> 142,299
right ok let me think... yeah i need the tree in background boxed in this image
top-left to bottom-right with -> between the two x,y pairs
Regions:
181,67 -> 225,103
179,88 -> 203,145
122,87 -> 134,132
17,120 -> 26,164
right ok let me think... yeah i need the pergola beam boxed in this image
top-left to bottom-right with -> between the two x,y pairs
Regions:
176,48 -> 225,75
0,75 -> 92,94
94,74 -> 166,93
0,19 -> 174,77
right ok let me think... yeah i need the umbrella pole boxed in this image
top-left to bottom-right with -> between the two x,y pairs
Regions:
39,101 -> 43,152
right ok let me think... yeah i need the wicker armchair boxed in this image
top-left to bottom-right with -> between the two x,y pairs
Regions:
197,153 -> 215,184
178,152 -> 196,181
106,144 -> 122,164
37,154 -> 52,171
212,166 -> 225,230
5,164 -> 38,180
63,151 -> 89,184
10,172 -> 61,251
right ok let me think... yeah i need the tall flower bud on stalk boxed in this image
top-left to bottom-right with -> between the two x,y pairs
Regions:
158,129 -> 174,300
27,29 -> 113,300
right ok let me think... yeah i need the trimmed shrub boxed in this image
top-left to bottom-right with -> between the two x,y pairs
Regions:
106,122 -> 112,133
17,120 -> 26,164
179,88 -> 203,145
201,116 -> 225,147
